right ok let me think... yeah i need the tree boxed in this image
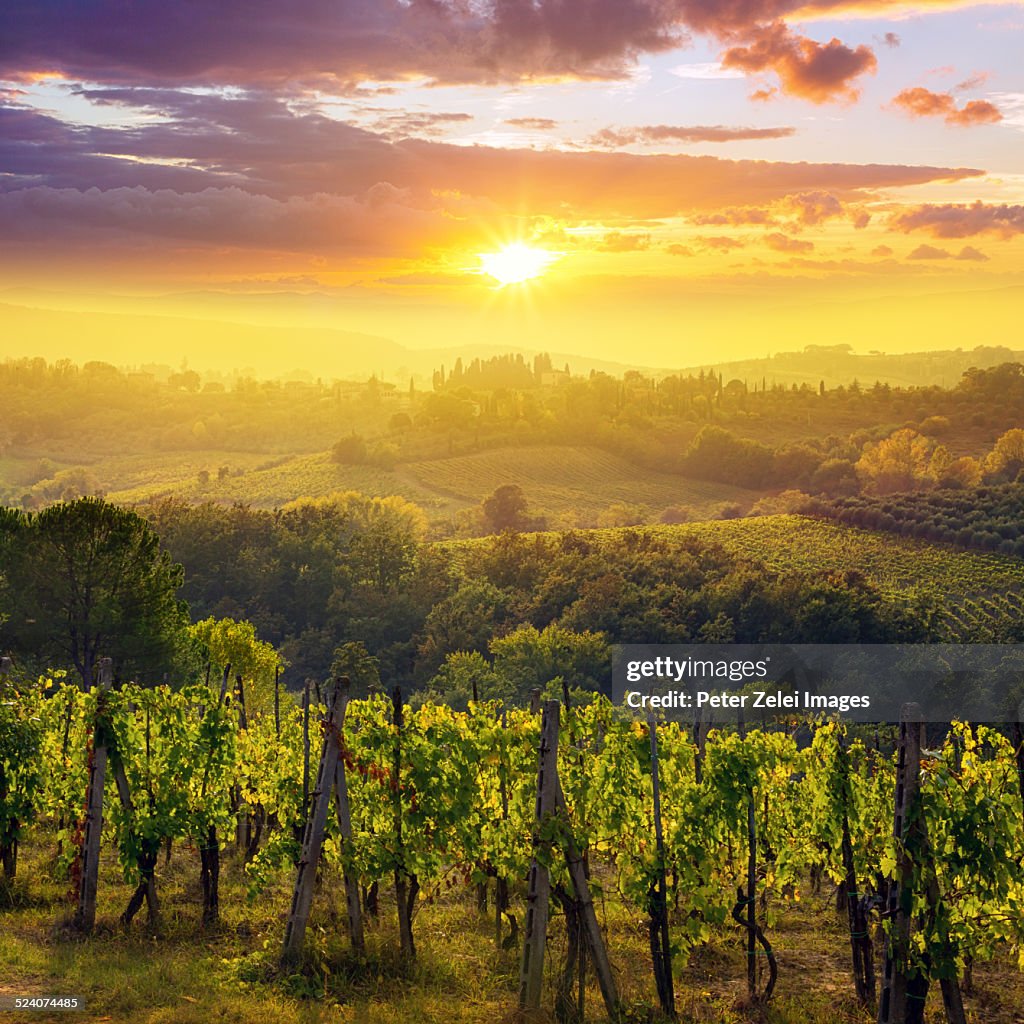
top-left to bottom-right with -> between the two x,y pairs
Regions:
348,494 -> 427,593
681,426 -> 775,487
489,624 -> 610,701
984,428 -> 1024,483
417,650 -> 512,709
190,616 -> 283,714
331,434 -> 368,464
855,429 -> 935,494
330,640 -> 381,697
482,484 -> 532,533
415,580 -> 510,679
809,458 -> 860,497
0,498 -> 191,687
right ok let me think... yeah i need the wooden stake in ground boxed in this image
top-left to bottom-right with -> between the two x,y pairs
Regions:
519,699 -> 560,1011
494,708 -> 511,950
73,658 -> 113,933
554,780 -> 621,1021
392,686 -> 417,962
281,680 -> 345,964
199,663 -> 230,927
838,731 -> 875,1010
878,703 -> 923,1024
332,678 -> 364,955
110,750 -> 161,929
647,711 -> 676,1019
0,658 -> 18,879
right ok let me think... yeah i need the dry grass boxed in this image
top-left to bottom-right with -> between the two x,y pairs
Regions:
1,836 -> 1021,1024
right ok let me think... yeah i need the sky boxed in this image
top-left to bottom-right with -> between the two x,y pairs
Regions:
1,0 -> 1023,373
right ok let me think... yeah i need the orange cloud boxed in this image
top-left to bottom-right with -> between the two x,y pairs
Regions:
691,207 -> 776,226
890,202 -> 1024,239
722,23 -> 876,104
504,117 -> 559,130
906,243 -> 987,261
908,244 -> 952,259
892,87 -> 1002,126
698,235 -> 745,251
598,231 -> 651,251
780,190 -> 844,225
956,245 -> 988,261
764,232 -> 814,252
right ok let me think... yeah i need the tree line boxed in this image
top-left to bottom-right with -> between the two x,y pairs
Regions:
1,495 -> 930,699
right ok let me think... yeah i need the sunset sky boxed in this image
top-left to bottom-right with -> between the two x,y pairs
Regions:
2,1 -> 1023,373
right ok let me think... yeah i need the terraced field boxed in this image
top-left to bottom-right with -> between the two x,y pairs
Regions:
651,517 -> 1024,639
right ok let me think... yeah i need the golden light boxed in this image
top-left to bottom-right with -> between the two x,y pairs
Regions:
478,243 -> 558,286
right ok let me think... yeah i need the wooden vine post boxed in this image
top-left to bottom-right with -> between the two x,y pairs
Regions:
274,665 -> 281,740
647,711 -> 676,1018
838,730 -> 875,1010
494,708 -> 511,949
743,711 -> 757,1001
520,700 -> 621,1020
199,663 -> 230,926
732,708 -> 777,1003
392,685 -> 417,962
877,703 -> 968,1024
0,658 -> 16,878
73,657 -> 113,933
878,702 -> 923,1024
235,674 -> 250,852
519,700 -> 560,1011
332,678 -> 364,955
282,677 -> 360,963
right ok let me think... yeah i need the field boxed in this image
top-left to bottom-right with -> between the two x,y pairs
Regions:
656,516 -> 1024,639
400,446 -> 755,522
104,452 -> 448,512
40,445 -> 758,523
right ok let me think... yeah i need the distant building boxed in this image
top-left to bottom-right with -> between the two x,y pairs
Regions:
541,370 -> 570,387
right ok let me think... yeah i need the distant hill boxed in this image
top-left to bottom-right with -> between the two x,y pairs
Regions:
3,291 -> 1021,388
676,343 -> 1024,390
0,302 -> 405,380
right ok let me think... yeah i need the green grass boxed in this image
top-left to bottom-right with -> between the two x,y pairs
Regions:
2,836 -> 1021,1024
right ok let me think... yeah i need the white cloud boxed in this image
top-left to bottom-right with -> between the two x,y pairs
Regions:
669,62 -> 744,80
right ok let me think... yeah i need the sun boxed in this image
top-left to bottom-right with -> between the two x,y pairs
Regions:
478,243 -> 558,286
